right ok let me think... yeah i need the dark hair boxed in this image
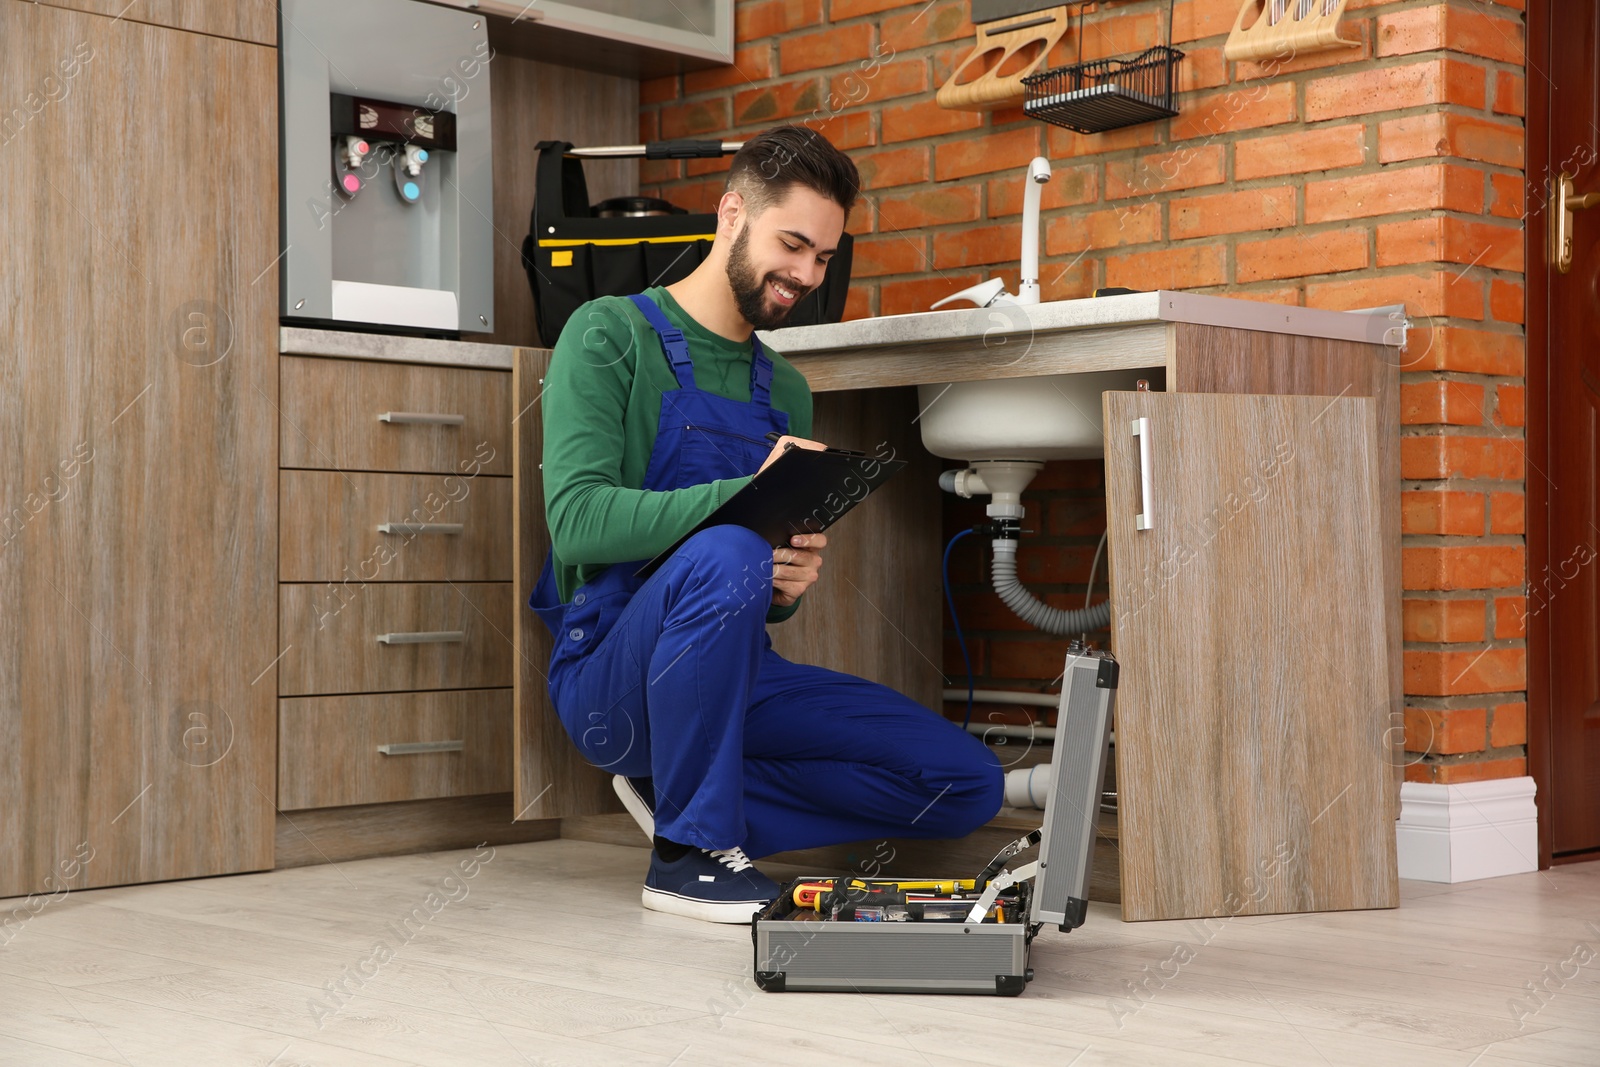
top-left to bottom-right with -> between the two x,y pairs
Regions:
725,125 -> 860,222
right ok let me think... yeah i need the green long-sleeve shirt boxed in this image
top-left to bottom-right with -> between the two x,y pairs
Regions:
541,285 -> 813,624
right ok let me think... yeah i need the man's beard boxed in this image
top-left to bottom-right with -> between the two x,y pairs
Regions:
726,226 -> 807,331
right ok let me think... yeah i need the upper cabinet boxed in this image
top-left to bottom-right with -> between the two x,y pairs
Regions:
29,0 -> 276,45
446,0 -> 734,77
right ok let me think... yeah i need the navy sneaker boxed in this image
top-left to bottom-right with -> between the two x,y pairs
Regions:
642,846 -> 780,924
613,775 -> 655,842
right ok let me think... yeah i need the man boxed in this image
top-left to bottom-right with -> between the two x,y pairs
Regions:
529,125 -> 1002,924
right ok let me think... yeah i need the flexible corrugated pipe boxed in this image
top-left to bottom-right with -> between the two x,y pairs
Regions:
991,537 -> 1111,635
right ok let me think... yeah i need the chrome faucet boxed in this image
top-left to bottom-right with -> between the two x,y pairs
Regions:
932,156 -> 1051,310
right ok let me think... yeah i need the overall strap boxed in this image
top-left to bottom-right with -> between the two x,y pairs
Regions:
627,293 -> 696,391
748,333 -> 775,409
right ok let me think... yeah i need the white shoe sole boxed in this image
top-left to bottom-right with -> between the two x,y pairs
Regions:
612,775 -> 654,842
641,886 -> 768,924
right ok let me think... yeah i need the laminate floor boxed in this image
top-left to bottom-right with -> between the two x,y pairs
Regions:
2,840 -> 1596,1066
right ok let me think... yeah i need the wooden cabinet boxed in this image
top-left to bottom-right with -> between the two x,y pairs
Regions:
0,4 -> 279,897
28,0 -> 277,44
275,356 -> 516,812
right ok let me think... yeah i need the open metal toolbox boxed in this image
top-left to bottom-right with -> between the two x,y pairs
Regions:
752,648 -> 1117,995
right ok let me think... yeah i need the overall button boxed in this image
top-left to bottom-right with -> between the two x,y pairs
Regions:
574,592 -> 586,605
568,627 -> 585,642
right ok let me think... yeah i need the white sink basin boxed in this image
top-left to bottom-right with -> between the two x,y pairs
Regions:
917,370 -> 1149,460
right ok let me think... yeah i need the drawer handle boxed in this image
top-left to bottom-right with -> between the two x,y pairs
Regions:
1131,416 -> 1154,532
378,411 -> 466,426
377,522 -> 464,535
376,630 -> 465,645
377,740 -> 465,756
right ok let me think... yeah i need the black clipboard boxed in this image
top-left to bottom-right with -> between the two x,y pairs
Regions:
634,445 -> 908,579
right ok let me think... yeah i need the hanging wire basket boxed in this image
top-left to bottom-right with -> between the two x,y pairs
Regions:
1022,0 -> 1184,135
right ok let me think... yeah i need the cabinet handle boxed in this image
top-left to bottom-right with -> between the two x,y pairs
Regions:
1131,417 -> 1153,531
375,630 -> 465,645
377,522 -> 464,535
378,411 -> 466,426
377,740 -> 464,756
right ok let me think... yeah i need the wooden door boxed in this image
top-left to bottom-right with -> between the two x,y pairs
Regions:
1528,1 -> 1600,862
0,6 -> 278,897
1103,391 -> 1397,921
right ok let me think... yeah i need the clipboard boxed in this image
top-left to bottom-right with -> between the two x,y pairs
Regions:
634,445 -> 908,579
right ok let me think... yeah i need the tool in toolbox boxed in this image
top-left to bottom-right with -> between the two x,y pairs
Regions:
752,647 -> 1117,995
520,139 -> 856,349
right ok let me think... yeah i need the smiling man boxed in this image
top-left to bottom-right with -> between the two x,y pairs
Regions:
528,125 -> 1002,924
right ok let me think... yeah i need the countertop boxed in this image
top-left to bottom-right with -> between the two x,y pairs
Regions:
280,326 -> 520,370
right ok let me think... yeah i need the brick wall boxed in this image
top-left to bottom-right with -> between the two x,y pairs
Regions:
639,0 -> 1530,781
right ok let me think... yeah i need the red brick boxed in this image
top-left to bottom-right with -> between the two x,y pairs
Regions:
1494,384 -> 1525,428
829,0 -> 907,18
1403,598 -> 1487,643
882,100 -> 985,142
1105,244 -> 1228,290
1305,164 -> 1484,223
827,57 -> 928,108
640,158 -> 680,186
1490,702 -> 1527,747
1047,122 -> 1161,158
1075,11 -> 1161,63
1045,202 -> 1162,254
1403,545 -> 1526,591
1306,59 -> 1487,122
1234,125 -> 1369,180
1404,648 -> 1526,696
1400,434 -> 1525,480
1039,257 -> 1098,301
991,638 -> 1082,680
1489,491 -> 1525,534
686,155 -> 733,178
853,146 -> 929,190
933,223 -> 1032,268
641,75 -> 679,105
1172,0 -> 1246,43
1171,187 -> 1294,240
1105,145 -> 1227,199
1431,756 -> 1528,784
1488,172 -> 1525,219
1305,270 -> 1484,321
684,44 -> 775,94
1236,229 -> 1367,283
881,0 -> 970,52
880,273 -> 980,317
945,634 -> 984,678
933,128 -> 1042,181
1400,380 -> 1486,426
1404,706 -> 1487,754
850,233 -> 928,277
1178,46 -> 1229,92
1227,285 -> 1304,306
1490,278 -> 1524,324
1030,461 -> 1104,491
1376,5 -> 1526,65
781,25 -> 874,75
1046,497 -> 1108,537
733,79 -> 821,125
737,0 -> 824,40
1402,490 -> 1486,536
811,109 -> 875,150
1494,70 -> 1526,117
659,97 -> 731,139
878,185 -> 980,230
1015,543 -> 1102,584
842,284 -> 872,321
1401,327 -> 1523,374
656,178 -> 727,214
1494,596 -> 1527,639
1377,217 -> 1523,272
1378,112 -> 1524,168
987,162 -> 1098,216
1169,82 -> 1296,141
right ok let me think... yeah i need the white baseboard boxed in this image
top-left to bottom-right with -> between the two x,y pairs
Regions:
1396,776 -> 1539,883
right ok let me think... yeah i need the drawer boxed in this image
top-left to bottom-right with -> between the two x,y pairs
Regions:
277,688 -> 512,810
280,469 -> 511,582
279,582 -> 514,696
280,356 -> 510,475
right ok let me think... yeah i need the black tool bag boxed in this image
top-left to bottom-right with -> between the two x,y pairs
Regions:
521,139 -> 854,349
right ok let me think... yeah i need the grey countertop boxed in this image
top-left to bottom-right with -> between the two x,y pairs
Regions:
280,327 -> 521,370
760,290 -> 1408,356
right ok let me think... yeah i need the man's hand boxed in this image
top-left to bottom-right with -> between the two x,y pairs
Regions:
771,532 -> 827,608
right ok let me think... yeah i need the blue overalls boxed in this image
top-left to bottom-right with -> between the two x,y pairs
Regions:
529,293 -> 1001,858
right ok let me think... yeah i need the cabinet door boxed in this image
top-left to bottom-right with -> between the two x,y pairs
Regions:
1103,391 -> 1397,921
512,349 -> 616,820
0,7 -> 277,896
